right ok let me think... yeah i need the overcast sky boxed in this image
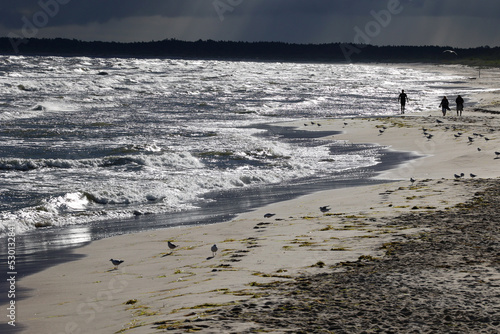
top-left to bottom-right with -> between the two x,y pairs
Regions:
1,0 -> 499,48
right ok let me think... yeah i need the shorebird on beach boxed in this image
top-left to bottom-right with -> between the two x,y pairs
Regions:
264,213 -> 276,218
495,152 -> 500,158
110,259 -> 124,269
320,206 -> 331,213
168,241 -> 178,251
410,177 -> 416,185
436,119 -> 444,124
454,173 -> 465,179
470,173 -> 477,178
211,244 -> 218,257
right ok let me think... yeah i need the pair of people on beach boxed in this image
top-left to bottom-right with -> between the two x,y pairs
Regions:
398,90 -> 464,116
440,95 -> 464,116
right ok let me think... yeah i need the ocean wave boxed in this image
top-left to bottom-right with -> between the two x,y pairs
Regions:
0,158 -> 77,171
0,151 -> 203,171
2,56 -> 466,239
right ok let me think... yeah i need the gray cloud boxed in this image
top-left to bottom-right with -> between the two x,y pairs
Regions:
1,0 -> 499,47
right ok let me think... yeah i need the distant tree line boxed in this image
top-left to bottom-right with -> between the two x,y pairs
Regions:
0,37 -> 499,65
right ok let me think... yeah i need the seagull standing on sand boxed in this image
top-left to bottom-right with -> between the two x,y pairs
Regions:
110,259 -> 124,269
211,244 -> 218,257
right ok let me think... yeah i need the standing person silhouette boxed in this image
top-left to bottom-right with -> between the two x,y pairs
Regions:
456,95 -> 464,116
398,90 -> 408,114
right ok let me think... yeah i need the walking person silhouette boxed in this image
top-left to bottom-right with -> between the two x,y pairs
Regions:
398,90 -> 408,114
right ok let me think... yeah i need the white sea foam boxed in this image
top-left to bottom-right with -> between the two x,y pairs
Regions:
0,56 -> 481,236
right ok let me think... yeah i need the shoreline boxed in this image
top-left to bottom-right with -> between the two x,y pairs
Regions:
3,66 -> 500,333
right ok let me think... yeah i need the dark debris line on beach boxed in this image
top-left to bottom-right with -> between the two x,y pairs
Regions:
169,179 -> 500,334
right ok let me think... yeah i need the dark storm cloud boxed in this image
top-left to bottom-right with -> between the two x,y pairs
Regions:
0,0 -> 499,47
2,0 -> 500,24
0,0 -> 213,28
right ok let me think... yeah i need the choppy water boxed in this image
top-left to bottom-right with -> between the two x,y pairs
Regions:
0,56 -> 475,237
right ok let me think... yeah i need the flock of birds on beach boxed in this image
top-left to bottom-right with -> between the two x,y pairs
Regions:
108,206 -> 332,270
109,117 -> 498,270
407,117 -> 499,185
109,242 -> 219,269
304,121 -> 322,127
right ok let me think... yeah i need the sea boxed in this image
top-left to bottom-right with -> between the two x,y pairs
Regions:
0,56 -> 481,301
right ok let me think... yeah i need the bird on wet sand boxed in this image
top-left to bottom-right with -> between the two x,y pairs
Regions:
495,152 -> 500,158
470,173 -> 477,178
320,206 -> 331,213
410,177 -> 416,185
110,259 -> 124,269
264,213 -> 275,218
211,244 -> 218,257
168,241 -> 178,250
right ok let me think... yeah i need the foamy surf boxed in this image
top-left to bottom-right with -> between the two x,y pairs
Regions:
0,56 -> 479,236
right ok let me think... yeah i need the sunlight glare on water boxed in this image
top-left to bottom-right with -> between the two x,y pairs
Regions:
0,56 -> 471,235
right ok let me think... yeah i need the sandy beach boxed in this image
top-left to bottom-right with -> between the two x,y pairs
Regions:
4,65 -> 500,333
